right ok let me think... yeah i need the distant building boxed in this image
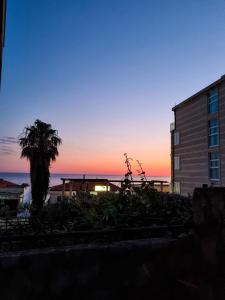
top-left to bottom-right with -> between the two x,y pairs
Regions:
0,179 -> 27,210
171,75 -> 225,196
49,179 -> 120,203
0,0 -> 6,84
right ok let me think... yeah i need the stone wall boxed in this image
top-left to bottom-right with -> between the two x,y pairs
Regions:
0,237 -> 196,300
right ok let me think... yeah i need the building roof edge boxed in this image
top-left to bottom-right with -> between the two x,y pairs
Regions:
172,75 -> 225,111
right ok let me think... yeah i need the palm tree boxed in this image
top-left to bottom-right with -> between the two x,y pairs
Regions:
19,120 -> 62,212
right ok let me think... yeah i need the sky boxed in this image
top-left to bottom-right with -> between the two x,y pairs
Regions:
1,0 -> 225,176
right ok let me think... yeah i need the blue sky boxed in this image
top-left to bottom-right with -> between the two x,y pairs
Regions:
1,0 -> 225,174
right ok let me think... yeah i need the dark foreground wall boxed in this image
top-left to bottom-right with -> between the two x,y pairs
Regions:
2,187 -> 225,300
192,187 -> 225,300
0,237 -> 196,300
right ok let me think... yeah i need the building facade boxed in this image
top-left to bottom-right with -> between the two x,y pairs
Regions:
171,75 -> 225,196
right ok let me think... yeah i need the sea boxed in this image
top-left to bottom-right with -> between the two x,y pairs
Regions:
0,172 -> 171,206
0,172 -> 170,187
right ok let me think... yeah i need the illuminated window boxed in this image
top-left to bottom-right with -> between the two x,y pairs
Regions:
94,185 -> 110,192
90,191 -> 98,196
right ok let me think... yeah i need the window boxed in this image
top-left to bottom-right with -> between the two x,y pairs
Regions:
174,132 -> 180,145
209,119 -> 219,146
208,89 -> 218,114
174,182 -> 180,194
95,185 -> 110,192
209,152 -> 220,180
174,156 -> 180,170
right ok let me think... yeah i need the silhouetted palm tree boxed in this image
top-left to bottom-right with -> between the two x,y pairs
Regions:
19,120 -> 61,212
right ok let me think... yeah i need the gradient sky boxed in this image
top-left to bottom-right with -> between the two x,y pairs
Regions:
1,0 -> 225,175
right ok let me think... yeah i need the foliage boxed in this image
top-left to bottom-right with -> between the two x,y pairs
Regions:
19,120 -> 61,212
136,159 -> 147,182
0,187 -> 192,252
34,187 -> 192,232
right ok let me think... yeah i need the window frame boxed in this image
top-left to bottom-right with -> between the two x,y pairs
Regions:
174,181 -> 180,194
174,156 -> 180,170
209,151 -> 220,181
208,119 -> 219,147
208,88 -> 218,114
174,131 -> 180,145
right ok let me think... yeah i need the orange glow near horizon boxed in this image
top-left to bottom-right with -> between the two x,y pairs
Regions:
45,145 -> 171,176
0,133 -> 171,177
0,150 -> 170,176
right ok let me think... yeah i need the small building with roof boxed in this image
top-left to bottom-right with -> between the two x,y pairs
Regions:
0,179 -> 27,210
49,178 -> 120,203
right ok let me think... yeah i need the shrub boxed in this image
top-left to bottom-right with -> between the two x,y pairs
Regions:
35,186 -> 192,232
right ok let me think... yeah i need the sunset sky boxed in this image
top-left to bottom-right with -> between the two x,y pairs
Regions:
1,0 -> 225,176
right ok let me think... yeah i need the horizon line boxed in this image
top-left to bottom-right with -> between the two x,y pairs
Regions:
0,171 -> 170,177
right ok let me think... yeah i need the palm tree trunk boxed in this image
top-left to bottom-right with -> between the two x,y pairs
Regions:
30,157 -> 49,215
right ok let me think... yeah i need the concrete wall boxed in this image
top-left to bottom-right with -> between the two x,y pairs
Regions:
192,187 -> 225,300
49,190 -> 77,203
173,92 -> 208,195
0,237 -> 197,300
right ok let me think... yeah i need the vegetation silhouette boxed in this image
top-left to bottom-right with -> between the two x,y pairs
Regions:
19,120 -> 61,213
